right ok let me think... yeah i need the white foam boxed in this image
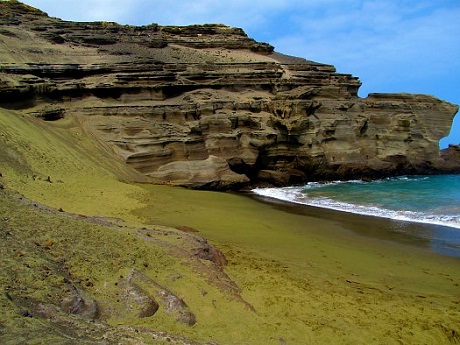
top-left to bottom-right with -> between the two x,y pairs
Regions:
252,187 -> 460,230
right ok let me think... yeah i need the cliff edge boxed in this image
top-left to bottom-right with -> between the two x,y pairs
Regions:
1,1 -> 458,189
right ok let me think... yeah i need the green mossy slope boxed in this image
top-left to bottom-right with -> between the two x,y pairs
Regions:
0,108 -> 147,221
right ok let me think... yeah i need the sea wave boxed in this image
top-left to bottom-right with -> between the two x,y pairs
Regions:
252,186 -> 460,230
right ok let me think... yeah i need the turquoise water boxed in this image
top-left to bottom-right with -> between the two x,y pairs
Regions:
253,175 -> 460,229
253,174 -> 460,256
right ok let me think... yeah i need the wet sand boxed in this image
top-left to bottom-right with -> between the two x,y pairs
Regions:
249,192 -> 460,258
135,185 -> 460,344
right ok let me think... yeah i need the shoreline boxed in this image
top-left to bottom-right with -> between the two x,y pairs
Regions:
137,184 -> 460,283
246,191 -> 460,258
2,179 -> 459,344
251,175 -> 460,232
135,184 -> 460,343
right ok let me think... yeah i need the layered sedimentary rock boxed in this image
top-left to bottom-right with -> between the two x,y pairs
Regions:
1,1 -> 458,188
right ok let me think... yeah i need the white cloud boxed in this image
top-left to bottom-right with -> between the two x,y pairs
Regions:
21,0 -> 137,22
272,2 -> 460,88
23,0 -> 276,26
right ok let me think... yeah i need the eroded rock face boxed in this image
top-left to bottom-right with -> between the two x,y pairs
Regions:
440,145 -> 460,171
1,1 -> 458,188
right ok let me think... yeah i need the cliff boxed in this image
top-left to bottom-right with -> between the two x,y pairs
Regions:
1,1 -> 459,189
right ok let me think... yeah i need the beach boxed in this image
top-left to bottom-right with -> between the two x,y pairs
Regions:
1,106 -> 458,343
134,185 -> 460,344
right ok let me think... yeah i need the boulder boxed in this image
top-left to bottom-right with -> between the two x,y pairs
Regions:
150,155 -> 249,189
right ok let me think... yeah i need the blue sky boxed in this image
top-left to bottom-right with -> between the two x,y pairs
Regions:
22,0 -> 460,147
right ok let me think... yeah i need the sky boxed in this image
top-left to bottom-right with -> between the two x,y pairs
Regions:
20,0 -> 460,147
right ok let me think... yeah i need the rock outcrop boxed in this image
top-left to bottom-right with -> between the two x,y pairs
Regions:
1,1 -> 458,188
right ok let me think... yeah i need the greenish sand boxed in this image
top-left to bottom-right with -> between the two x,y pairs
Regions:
134,185 -> 460,343
1,107 -> 459,344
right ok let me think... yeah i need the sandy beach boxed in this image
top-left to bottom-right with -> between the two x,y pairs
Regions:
1,106 -> 458,343
134,185 -> 460,344
1,180 -> 459,344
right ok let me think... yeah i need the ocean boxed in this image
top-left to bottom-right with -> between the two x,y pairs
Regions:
253,174 -> 460,256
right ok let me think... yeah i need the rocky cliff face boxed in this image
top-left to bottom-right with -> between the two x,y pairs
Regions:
1,1 -> 458,189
